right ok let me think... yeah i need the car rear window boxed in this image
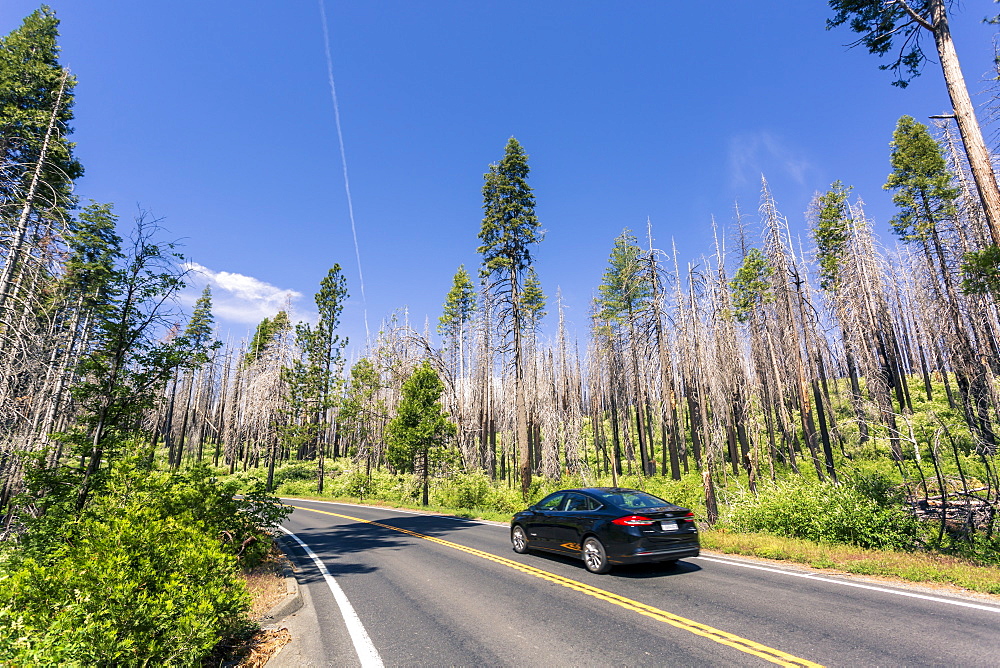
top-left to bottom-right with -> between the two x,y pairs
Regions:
593,490 -> 671,510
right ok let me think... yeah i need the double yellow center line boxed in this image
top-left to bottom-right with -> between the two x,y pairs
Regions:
289,504 -> 823,668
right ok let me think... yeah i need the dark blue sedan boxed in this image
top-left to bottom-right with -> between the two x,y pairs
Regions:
510,487 -> 700,574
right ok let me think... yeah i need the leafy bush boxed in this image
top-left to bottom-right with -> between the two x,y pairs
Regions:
721,479 -> 920,550
429,471 -> 524,513
0,457 -> 290,664
0,503 -> 251,665
272,461 -> 318,487
433,471 -> 494,509
276,479 -> 316,496
486,484 -> 524,514
840,466 -> 904,507
148,463 -> 290,567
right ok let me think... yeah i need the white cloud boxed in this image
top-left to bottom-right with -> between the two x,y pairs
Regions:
180,262 -> 306,326
728,131 -> 811,189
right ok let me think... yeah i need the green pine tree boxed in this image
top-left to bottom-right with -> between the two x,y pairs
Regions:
337,357 -> 384,461
244,310 -> 290,367
279,266 -> 348,487
520,267 -> 546,333
182,286 -> 217,365
63,202 -> 122,307
596,228 -> 652,323
0,6 -> 84,329
0,5 -> 82,202
595,228 -> 656,475
478,137 -> 541,498
385,361 -> 456,506
438,264 -> 477,385
478,138 -> 542,276
438,265 -> 476,338
812,181 -> 853,291
884,115 -> 958,242
827,1 -> 1000,246
730,247 -> 774,323
961,246 -> 1000,296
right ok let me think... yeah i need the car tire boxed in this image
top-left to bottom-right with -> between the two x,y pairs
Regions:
511,525 -> 529,554
582,536 -> 611,574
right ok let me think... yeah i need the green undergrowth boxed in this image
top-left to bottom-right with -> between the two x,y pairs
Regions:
0,458 -> 289,665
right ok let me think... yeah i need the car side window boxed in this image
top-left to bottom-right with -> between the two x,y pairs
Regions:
562,493 -> 586,512
537,493 -> 564,511
582,496 -> 601,511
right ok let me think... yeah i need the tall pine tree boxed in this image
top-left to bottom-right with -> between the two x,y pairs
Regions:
478,137 -> 541,498
0,7 -> 83,322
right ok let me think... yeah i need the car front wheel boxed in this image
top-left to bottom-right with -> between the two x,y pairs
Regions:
582,536 -> 611,574
511,525 -> 529,554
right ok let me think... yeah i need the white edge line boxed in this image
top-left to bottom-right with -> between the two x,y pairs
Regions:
697,555 -> 1000,615
279,527 -> 385,667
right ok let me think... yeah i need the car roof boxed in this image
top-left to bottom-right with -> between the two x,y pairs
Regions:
577,487 -> 641,494
546,487 -> 649,498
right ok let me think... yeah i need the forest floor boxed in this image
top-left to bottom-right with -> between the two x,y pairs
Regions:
245,546 -> 291,618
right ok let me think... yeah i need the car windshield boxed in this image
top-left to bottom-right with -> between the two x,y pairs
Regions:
592,489 -> 671,510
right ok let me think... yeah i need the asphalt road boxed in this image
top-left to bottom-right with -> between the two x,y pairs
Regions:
272,499 -> 1000,667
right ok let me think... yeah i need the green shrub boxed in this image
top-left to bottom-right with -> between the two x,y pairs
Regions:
0,457 -> 290,664
109,461 -> 290,568
0,504 -> 251,665
840,466 -> 904,507
486,484 -> 524,514
314,466 -> 380,501
432,471 -> 493,509
276,479 -> 317,496
272,461 -> 318,487
721,479 -> 920,550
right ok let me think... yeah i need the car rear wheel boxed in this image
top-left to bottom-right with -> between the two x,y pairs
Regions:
511,525 -> 529,554
582,536 -> 611,574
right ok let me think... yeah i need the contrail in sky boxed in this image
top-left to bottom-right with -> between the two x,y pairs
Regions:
318,0 -> 370,346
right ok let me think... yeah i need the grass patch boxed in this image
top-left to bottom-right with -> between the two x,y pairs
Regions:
701,530 -> 1000,595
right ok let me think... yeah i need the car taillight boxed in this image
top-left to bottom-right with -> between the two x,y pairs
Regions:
684,512 -> 694,519
612,515 -> 656,526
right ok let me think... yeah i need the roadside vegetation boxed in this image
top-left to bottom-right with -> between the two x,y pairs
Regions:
2,3 -> 1000,664
0,460 -> 287,663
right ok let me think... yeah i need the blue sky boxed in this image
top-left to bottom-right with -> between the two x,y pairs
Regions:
3,1 -> 999,352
